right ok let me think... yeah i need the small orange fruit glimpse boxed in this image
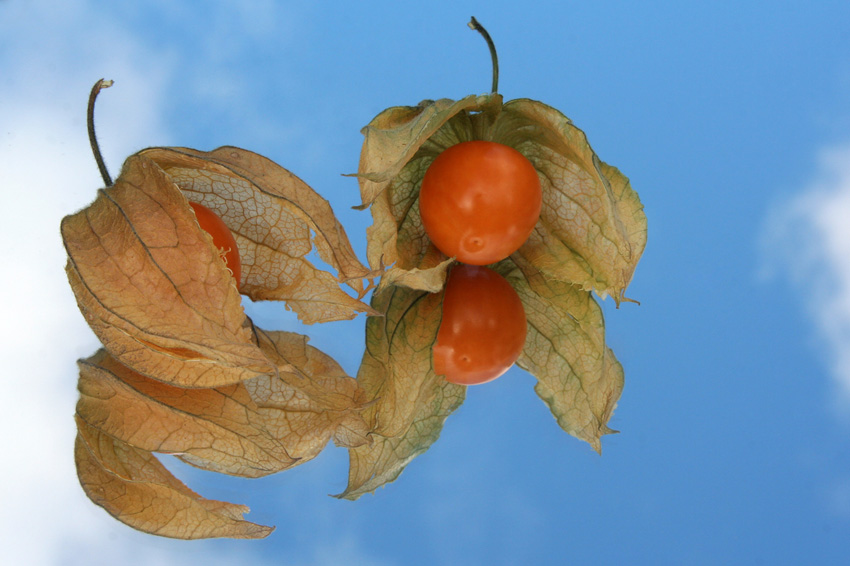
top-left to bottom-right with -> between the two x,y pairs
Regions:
189,201 -> 242,289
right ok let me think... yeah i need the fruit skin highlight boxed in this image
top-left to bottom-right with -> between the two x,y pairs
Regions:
419,140 -> 542,266
189,201 -> 242,289
433,264 -> 527,385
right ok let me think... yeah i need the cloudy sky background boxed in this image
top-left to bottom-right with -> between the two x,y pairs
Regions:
3,1 -> 850,564
764,144 -> 850,416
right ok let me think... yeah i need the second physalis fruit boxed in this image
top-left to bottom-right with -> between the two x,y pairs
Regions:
433,263 -> 527,385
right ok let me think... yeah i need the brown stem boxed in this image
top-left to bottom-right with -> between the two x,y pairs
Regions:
468,17 -> 499,94
87,79 -> 114,186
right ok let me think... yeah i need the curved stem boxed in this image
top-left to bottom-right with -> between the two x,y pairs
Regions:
87,78 -> 114,186
468,17 -> 499,94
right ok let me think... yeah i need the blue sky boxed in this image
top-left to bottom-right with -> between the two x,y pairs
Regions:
3,1 -> 850,564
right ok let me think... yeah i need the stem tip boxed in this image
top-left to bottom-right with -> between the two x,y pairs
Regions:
467,17 -> 499,94
87,78 -> 115,186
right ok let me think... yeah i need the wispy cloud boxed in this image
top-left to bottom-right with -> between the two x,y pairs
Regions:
0,2 -> 270,564
824,477 -> 850,519
0,3 -> 394,563
763,144 -> 850,416
0,12 -> 161,566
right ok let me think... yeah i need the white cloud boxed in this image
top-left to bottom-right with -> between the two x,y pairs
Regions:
0,4 -> 393,563
763,144 -> 850,417
1,21 -> 153,566
0,2 -> 270,564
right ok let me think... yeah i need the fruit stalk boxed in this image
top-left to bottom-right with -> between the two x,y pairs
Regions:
87,78 -> 114,187
468,17 -> 499,94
